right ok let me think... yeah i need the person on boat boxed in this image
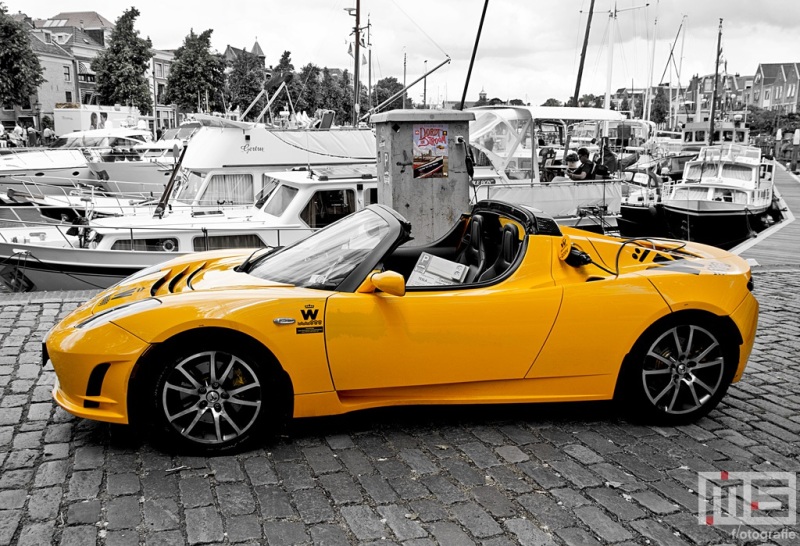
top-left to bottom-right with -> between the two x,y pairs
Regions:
567,148 -> 596,181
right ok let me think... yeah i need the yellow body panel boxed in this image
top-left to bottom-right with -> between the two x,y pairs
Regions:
325,237 -> 561,391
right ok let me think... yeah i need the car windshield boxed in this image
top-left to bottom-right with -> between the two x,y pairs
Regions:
248,208 -> 390,290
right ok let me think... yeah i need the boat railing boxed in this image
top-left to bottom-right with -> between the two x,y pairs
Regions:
0,215 -> 317,250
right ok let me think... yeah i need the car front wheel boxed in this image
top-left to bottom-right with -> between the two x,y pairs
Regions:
152,348 -> 269,453
620,319 -> 737,425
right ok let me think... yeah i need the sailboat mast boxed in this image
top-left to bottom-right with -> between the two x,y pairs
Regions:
644,3 -> 658,121
572,0 -> 596,107
353,0 -> 361,126
708,18 -> 722,145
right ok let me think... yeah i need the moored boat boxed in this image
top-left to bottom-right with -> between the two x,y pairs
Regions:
0,166 -> 378,291
659,143 -> 777,249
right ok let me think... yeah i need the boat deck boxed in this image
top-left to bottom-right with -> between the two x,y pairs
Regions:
734,165 -> 800,266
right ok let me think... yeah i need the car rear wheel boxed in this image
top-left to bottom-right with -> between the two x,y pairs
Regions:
152,347 -> 271,453
620,319 -> 737,425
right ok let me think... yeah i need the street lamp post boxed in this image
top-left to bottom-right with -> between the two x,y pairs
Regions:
33,101 -> 42,143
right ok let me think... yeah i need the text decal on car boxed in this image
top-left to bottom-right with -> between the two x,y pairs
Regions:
297,304 -> 323,335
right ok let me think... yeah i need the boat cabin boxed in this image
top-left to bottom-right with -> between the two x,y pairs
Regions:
681,121 -> 749,152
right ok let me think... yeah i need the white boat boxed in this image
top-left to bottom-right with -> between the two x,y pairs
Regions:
0,166 -> 378,291
0,127 -> 154,197
2,113 -> 378,221
85,121 -> 203,193
659,143 -> 777,249
467,105 -> 626,231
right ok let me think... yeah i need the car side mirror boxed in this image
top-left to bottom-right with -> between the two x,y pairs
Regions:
363,271 -> 406,297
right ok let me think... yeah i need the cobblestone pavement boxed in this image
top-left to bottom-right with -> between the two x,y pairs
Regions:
1,270 -> 799,546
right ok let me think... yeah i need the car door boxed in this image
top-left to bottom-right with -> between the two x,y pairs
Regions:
324,281 -> 562,392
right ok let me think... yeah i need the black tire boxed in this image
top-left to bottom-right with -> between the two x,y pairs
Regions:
148,342 -> 279,454
617,316 -> 738,425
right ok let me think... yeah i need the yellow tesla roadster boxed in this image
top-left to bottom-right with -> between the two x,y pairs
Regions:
45,201 -> 758,453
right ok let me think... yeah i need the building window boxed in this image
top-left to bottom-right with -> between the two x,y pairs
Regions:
776,87 -> 783,99
65,91 -> 73,102
157,83 -> 165,105
765,89 -> 770,100
155,63 -> 163,78
788,84 -> 796,97
754,90 -> 760,102
64,65 -> 71,82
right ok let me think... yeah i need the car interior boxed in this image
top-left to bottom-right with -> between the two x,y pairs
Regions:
382,211 -> 524,288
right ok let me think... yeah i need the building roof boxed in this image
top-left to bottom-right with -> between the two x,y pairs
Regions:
28,32 -> 72,59
45,11 -> 114,29
251,41 -> 264,57
50,26 -> 105,49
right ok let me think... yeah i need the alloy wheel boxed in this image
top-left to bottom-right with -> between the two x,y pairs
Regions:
160,350 -> 262,445
640,324 -> 725,415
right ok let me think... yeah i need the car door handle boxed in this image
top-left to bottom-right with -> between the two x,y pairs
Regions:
273,318 -> 296,325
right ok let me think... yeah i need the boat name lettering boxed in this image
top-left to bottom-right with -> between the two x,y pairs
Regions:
240,144 -> 265,153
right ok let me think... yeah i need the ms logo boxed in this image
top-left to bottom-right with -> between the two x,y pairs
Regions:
301,308 -> 319,321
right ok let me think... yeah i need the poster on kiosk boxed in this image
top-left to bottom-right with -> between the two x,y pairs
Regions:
413,124 -> 449,178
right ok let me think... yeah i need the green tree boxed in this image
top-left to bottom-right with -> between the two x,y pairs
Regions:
633,97 -> 643,118
620,96 -> 630,115
541,98 -> 562,107
294,63 -> 323,117
374,77 -> 405,111
270,51 -> 296,114
318,67 -> 347,123
651,87 -> 669,124
227,48 -> 266,119
0,7 -> 44,107
165,29 -> 226,113
579,93 -> 599,107
92,7 -> 153,113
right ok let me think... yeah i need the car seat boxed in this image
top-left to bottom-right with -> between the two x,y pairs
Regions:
456,214 -> 487,283
478,223 -> 520,282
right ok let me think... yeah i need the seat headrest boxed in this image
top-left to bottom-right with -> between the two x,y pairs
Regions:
502,223 -> 520,262
469,214 -> 484,244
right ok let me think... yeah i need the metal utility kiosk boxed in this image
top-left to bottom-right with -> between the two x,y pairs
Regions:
371,110 -> 474,243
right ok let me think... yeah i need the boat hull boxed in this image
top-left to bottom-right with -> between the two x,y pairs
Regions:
660,202 -> 772,250
618,203 -> 670,238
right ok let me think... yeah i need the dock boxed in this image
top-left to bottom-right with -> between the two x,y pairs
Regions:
734,164 -> 800,266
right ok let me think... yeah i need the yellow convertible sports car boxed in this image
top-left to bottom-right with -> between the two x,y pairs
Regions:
45,201 -> 758,453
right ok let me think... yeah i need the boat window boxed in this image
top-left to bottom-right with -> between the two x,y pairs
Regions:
364,188 -> 378,206
685,163 -> 718,180
192,234 -> 266,251
171,170 -> 204,201
721,164 -> 754,182
200,173 -> 254,206
695,131 -> 705,143
255,175 -> 281,209
111,237 -> 179,252
263,184 -> 298,217
299,189 -> 357,229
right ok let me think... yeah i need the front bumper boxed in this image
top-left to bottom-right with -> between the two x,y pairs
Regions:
47,322 -> 151,424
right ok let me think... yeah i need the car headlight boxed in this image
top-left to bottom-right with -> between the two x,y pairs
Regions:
77,298 -> 162,329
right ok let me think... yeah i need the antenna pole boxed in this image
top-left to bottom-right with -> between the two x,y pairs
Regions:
459,0 -> 489,110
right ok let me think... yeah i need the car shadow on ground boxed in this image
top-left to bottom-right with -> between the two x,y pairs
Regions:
287,400 -> 624,440
86,400 -> 625,453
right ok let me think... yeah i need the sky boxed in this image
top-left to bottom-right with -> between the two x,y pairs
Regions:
7,0 -> 800,108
